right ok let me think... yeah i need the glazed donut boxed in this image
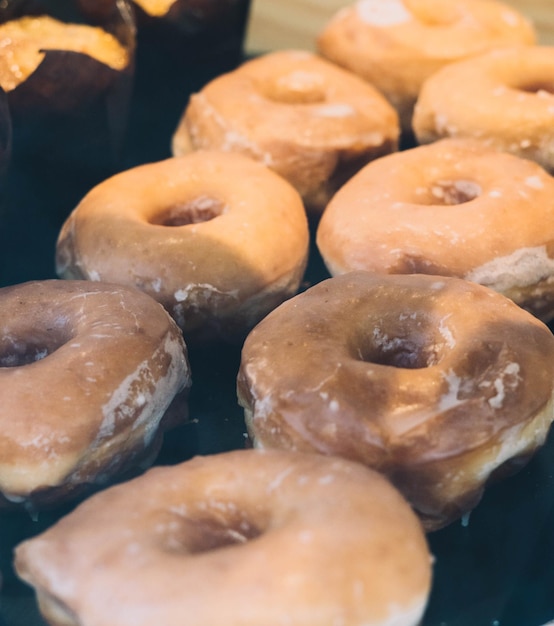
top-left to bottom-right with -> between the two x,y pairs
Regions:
317,138 -> 554,321
14,449 -> 432,626
171,49 -> 399,212
237,272 -> 554,530
317,0 -> 535,133
56,151 -> 309,343
0,280 -> 190,509
413,46 -> 554,172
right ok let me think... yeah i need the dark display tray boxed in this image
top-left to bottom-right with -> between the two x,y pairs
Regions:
1,34 -> 554,626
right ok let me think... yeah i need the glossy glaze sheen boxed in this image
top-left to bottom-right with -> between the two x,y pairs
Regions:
0,280 -> 190,508
238,272 -> 554,530
14,449 -> 432,626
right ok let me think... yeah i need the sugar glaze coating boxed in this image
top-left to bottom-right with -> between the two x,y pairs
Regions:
0,280 -> 190,508
413,46 -> 554,173
172,49 -> 399,212
56,151 -> 309,343
238,272 -> 554,530
317,138 -> 554,321
317,0 -> 535,132
15,449 -> 432,626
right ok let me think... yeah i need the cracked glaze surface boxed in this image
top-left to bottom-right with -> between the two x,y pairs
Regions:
238,272 -> 554,529
0,280 -> 190,507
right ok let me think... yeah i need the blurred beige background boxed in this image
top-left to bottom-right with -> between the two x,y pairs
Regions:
245,0 -> 554,53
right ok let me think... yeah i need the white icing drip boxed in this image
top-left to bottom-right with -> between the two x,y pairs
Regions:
374,599 -> 429,626
267,466 -> 293,492
372,327 -> 404,354
97,333 -> 186,447
174,283 -> 239,304
189,93 -> 275,166
356,0 -> 411,27
476,398 -> 554,482
465,246 -> 554,292
525,175 -> 544,189
501,10 -> 520,26
18,433 -> 70,452
485,362 -> 521,410
438,370 -> 465,412
87,270 -> 101,281
438,315 -> 456,349
318,474 -> 335,485
277,70 -> 322,91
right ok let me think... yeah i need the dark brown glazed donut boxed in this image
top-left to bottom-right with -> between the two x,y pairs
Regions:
238,272 -> 554,530
0,280 -> 190,509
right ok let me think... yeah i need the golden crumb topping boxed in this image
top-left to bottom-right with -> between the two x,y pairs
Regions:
0,15 -> 129,91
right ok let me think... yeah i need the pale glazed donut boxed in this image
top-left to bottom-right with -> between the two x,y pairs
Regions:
413,46 -> 554,172
14,449 -> 432,626
171,49 -> 400,213
0,280 -> 190,509
56,151 -> 309,343
317,138 -> 554,321
317,0 -> 536,133
237,272 -> 554,530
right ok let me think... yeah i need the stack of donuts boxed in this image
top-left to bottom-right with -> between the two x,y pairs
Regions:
4,1 -> 554,625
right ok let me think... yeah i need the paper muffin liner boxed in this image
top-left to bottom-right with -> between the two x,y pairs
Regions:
0,0 -> 136,180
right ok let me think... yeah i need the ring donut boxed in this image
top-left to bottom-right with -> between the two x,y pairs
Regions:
316,138 -> 554,321
413,45 -> 554,172
56,151 -> 309,343
171,49 -> 399,212
14,449 -> 432,626
317,0 -> 535,133
237,272 -> 554,530
0,280 -> 190,509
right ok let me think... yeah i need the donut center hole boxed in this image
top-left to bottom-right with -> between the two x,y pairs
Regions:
359,330 -> 439,369
165,517 -> 262,554
417,3 -> 464,25
259,71 -> 327,104
0,339 -> 61,367
152,196 -> 226,226
517,81 -> 554,96
421,179 -> 481,205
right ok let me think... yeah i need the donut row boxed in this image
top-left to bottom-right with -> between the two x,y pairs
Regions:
4,1 -> 554,625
